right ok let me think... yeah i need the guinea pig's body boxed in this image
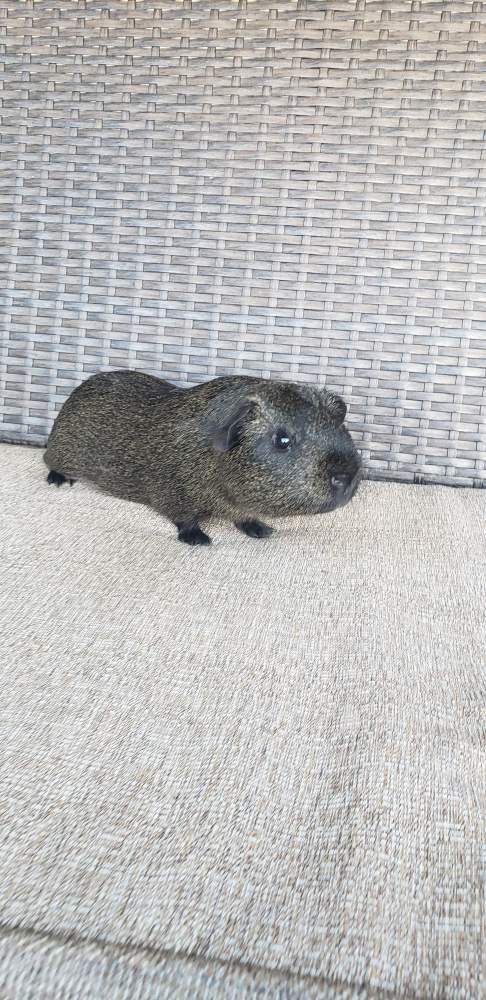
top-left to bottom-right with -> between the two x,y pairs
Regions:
44,370 -> 361,545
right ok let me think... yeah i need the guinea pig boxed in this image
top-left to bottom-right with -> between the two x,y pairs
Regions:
44,370 -> 362,546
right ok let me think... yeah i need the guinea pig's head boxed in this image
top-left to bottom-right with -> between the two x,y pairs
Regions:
204,378 -> 362,518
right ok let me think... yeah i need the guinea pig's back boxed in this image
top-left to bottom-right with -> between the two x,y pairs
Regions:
44,370 -> 177,499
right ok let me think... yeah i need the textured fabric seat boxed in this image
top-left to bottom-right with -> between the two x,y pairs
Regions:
1,444 -> 484,999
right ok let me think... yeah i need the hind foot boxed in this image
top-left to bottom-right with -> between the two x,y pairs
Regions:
234,518 -> 273,539
47,470 -> 75,487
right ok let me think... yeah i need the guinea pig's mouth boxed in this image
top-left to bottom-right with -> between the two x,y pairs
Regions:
319,499 -> 344,513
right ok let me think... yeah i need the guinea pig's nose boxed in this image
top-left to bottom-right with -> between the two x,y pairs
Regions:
331,474 -> 349,490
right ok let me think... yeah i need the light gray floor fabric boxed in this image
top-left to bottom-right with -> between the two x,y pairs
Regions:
1,445 -> 485,1000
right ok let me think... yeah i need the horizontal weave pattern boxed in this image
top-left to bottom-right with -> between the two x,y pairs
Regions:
0,0 -> 485,485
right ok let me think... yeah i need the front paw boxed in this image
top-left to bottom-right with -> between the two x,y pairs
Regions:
234,519 -> 274,539
177,525 -> 211,546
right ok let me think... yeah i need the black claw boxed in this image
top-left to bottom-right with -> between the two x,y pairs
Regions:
177,525 -> 211,547
47,470 -> 69,487
235,518 -> 274,539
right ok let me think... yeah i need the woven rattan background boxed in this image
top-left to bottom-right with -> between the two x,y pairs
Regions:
1,1 -> 485,485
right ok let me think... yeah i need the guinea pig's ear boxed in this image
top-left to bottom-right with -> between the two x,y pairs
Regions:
208,399 -> 259,452
324,392 -> 347,426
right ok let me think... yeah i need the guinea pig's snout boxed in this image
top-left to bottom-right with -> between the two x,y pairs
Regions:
331,473 -> 350,491
323,453 -> 362,511
331,470 -> 360,503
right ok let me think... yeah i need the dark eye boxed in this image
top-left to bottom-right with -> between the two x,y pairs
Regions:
272,430 -> 291,451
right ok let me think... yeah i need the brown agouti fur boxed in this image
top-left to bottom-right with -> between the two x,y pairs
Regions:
44,370 -> 362,545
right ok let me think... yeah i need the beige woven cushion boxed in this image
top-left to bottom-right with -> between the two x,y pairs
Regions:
1,444 -> 485,999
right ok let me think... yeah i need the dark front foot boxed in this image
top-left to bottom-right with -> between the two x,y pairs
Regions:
234,518 -> 273,539
47,470 -> 75,487
176,522 -> 211,547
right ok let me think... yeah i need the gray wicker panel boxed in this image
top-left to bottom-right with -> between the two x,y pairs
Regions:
0,0 -> 485,486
